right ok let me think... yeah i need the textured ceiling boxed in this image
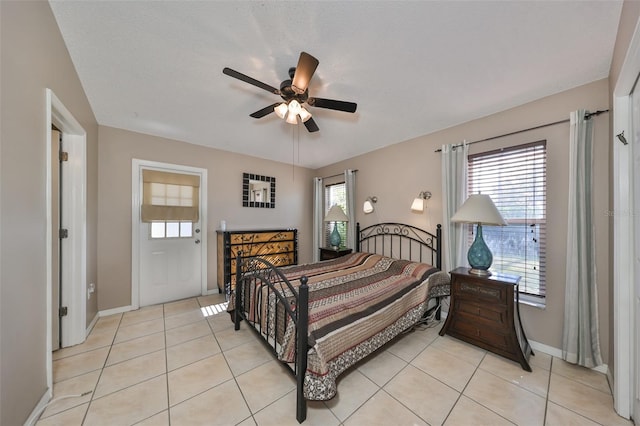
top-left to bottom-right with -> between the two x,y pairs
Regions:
49,1 -> 622,169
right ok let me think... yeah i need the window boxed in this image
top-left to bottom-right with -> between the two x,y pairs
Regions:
141,169 -> 200,240
150,221 -> 193,239
325,182 -> 347,247
468,141 -> 547,297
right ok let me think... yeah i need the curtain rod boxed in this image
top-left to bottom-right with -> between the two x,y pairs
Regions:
434,109 -> 609,153
322,169 -> 358,180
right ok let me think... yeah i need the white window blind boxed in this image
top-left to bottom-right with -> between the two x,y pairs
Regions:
324,182 -> 347,247
468,141 -> 547,296
141,170 -> 200,222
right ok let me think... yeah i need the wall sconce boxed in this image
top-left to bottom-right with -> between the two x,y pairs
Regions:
363,196 -> 377,214
411,191 -> 432,212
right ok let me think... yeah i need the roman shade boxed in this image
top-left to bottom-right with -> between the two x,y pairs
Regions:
141,170 -> 200,222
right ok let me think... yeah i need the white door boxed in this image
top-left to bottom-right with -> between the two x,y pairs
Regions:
138,166 -> 204,307
51,129 -> 61,351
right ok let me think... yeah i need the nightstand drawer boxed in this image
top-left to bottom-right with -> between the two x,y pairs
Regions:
448,316 -> 511,351
455,300 -> 508,325
455,279 -> 507,303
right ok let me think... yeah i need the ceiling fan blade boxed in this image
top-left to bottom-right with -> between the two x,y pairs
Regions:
223,67 -> 280,95
308,97 -> 357,113
291,52 -> 319,94
250,103 -> 281,119
303,117 -> 319,132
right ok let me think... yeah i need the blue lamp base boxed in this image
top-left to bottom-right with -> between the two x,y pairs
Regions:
329,223 -> 342,248
467,224 -> 493,276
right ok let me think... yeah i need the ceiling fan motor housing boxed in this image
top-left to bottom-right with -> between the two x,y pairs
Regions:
280,73 -> 308,104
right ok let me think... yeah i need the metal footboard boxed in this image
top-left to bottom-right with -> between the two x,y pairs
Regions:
233,253 -> 309,423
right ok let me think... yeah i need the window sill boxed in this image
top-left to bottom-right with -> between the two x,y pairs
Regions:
519,293 -> 546,309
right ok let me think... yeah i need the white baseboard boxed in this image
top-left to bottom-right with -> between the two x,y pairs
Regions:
99,305 -> 135,317
24,388 -> 52,426
86,313 -> 99,336
528,340 -> 609,375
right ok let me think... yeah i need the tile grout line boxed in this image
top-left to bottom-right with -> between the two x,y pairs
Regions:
200,295 -> 256,425
81,312 -> 124,425
341,327 -> 442,425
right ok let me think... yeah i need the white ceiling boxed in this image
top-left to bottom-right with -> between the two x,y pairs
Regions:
49,1 -> 622,169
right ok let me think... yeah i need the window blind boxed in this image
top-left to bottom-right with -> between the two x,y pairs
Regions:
324,182 -> 347,247
468,141 -> 547,296
141,170 -> 200,222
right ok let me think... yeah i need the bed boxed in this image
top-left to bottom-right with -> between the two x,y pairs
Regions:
229,222 -> 450,423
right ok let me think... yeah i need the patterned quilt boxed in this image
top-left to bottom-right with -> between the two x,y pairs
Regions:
231,252 -> 450,400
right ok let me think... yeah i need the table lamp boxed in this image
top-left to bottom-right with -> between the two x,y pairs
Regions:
450,194 -> 507,276
324,204 -> 349,248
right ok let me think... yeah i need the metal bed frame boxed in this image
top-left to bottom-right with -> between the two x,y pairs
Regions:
233,222 -> 442,423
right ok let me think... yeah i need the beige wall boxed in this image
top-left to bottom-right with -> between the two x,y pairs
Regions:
609,0 -> 640,95
0,1 -> 99,424
317,79 -> 611,362
97,126 -> 314,310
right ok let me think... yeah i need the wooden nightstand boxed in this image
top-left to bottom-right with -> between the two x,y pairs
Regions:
439,267 -> 533,371
319,247 -> 352,261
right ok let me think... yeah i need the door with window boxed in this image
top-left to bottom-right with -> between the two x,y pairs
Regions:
138,167 -> 203,306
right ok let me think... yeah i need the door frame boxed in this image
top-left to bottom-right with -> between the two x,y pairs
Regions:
45,89 -> 87,390
131,159 -> 208,309
612,18 -> 640,419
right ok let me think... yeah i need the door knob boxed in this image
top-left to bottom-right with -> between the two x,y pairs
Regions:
195,239 -> 201,244
195,229 -> 201,233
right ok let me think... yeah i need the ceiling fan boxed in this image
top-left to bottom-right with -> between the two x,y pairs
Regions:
223,52 -> 357,133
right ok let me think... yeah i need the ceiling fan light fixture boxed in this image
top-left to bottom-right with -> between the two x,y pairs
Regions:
274,103 -> 288,119
288,100 -> 302,115
298,107 -> 312,123
285,112 -> 299,124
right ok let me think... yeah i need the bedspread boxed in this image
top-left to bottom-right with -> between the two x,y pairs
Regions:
231,252 -> 450,400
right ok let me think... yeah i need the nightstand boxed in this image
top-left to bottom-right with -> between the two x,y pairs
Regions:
319,247 -> 352,261
439,267 -> 533,371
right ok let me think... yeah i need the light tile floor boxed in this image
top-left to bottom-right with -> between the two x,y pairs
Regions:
37,293 -> 633,425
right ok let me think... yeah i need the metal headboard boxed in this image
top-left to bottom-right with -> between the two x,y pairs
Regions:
356,222 -> 442,270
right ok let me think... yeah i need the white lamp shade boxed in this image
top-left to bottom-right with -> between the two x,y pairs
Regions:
274,103 -> 288,119
285,112 -> 299,124
363,200 -> 374,214
411,198 -> 424,212
324,204 -> 349,222
288,100 -> 302,115
298,107 -> 312,122
450,194 -> 507,225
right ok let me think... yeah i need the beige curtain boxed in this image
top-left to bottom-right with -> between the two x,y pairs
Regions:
562,110 -> 603,368
141,170 -> 200,222
441,142 -> 468,272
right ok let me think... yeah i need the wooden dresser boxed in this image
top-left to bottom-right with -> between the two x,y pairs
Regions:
216,229 -> 298,295
439,267 -> 533,371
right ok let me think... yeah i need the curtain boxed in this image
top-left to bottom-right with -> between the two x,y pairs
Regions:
345,169 -> 356,250
441,142 -> 468,272
562,110 -> 603,368
312,177 -> 324,262
141,169 -> 200,222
